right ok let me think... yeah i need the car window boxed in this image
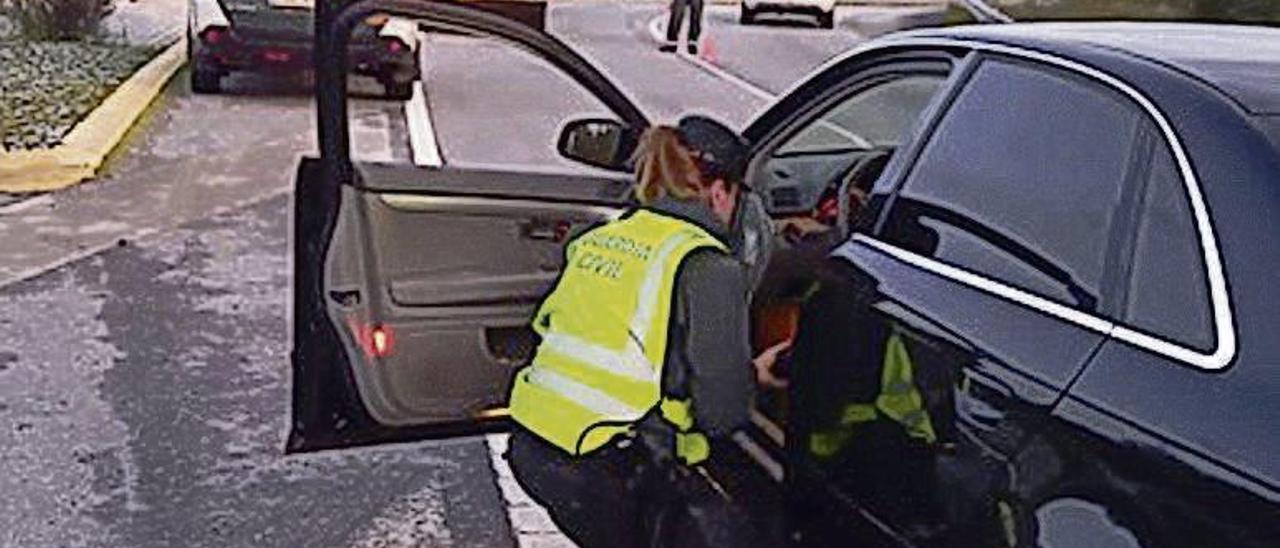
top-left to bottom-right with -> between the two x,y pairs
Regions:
777,75 -> 946,155
881,58 -> 1142,313
753,73 -> 948,214
347,29 -> 622,173
1122,134 -> 1215,351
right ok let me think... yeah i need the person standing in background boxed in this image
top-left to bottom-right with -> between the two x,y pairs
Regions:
661,0 -> 705,54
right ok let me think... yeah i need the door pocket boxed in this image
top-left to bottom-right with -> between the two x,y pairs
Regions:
389,271 -> 559,307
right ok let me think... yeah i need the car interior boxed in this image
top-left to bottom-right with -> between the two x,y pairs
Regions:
735,72 -> 948,453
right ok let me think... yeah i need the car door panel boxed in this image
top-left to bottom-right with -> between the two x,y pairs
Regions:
388,272 -> 559,308
787,239 -> 1105,545
1050,343 -> 1280,548
291,160 -> 629,452
334,172 -> 624,425
293,0 -> 649,453
785,54 -> 1163,545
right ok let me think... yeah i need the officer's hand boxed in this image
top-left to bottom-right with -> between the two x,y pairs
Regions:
753,341 -> 791,389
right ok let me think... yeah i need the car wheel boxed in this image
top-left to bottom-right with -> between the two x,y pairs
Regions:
381,77 -> 415,101
740,5 -> 756,25
190,62 -> 222,95
817,11 -> 835,29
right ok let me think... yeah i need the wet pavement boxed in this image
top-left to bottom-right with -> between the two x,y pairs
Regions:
0,194 -> 509,547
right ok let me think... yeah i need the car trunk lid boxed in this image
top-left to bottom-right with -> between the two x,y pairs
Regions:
223,0 -> 314,43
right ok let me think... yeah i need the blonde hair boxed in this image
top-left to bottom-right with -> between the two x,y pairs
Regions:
632,126 -> 704,205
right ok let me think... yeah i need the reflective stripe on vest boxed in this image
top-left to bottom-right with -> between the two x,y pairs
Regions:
807,332 -> 937,457
876,333 -> 937,444
509,209 -> 727,463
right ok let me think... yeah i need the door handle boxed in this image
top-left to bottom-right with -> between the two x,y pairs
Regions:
523,220 -> 571,243
957,370 -> 1013,431
328,289 -> 361,307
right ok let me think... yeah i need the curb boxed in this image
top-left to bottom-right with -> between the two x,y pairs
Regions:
850,6 -> 946,38
0,37 -> 187,193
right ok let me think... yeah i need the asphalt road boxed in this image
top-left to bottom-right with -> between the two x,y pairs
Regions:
0,2 -> 885,546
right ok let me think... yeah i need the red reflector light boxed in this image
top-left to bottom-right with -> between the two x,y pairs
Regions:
816,194 -> 839,223
371,326 -> 393,358
263,50 -> 292,63
385,39 -> 405,53
347,319 -> 395,360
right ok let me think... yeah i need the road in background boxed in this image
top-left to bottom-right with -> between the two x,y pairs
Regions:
0,2 -> 884,545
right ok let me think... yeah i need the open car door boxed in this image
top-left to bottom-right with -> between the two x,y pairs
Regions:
288,0 -> 649,453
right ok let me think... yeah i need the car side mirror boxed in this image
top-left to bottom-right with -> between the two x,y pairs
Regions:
557,118 -> 638,171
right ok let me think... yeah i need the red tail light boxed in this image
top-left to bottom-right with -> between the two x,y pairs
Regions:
384,38 -> 406,54
199,26 -> 228,45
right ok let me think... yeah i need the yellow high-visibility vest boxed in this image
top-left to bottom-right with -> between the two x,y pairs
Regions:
808,332 -> 937,458
509,209 -> 729,465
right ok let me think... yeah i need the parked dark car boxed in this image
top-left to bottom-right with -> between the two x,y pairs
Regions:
288,1 -> 1280,545
187,0 -> 423,96
769,23 -> 1280,547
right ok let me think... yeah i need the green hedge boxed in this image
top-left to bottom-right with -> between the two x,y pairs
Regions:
0,41 -> 155,151
996,0 -> 1280,24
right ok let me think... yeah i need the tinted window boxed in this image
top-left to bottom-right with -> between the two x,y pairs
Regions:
1123,136 -> 1215,350
883,59 -> 1141,313
1265,117 -> 1280,153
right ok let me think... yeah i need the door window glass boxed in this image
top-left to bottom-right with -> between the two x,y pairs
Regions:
347,25 -> 621,172
1123,136 -> 1215,350
882,59 -> 1141,313
756,74 -> 946,214
778,75 -> 947,155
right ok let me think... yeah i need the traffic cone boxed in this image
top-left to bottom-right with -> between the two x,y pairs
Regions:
700,34 -> 719,63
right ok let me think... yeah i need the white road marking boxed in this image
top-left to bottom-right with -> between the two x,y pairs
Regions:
646,13 -> 873,149
406,32 -> 445,168
485,434 -> 577,547
0,194 -> 54,216
646,16 -> 773,102
406,81 -> 444,168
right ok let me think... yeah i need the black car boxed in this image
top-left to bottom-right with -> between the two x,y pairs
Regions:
187,0 -> 422,96
289,2 -> 1280,545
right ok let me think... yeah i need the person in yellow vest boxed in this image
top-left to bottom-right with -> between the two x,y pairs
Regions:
505,116 -> 788,548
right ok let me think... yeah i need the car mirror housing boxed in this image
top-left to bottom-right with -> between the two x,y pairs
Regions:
557,118 -> 638,172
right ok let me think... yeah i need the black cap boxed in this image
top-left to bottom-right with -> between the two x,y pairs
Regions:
678,115 -> 748,183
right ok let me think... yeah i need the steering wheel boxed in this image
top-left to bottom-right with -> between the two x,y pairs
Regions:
835,149 -> 893,239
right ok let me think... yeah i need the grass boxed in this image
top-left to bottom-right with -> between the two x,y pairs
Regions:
947,0 -> 1280,25
0,40 -> 157,151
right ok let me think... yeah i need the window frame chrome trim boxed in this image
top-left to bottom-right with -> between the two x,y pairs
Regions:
826,38 -> 1236,370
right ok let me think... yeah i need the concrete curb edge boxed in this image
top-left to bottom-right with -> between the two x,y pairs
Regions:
0,37 -> 188,193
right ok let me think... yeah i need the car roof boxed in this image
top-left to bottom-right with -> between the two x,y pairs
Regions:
904,22 -> 1280,115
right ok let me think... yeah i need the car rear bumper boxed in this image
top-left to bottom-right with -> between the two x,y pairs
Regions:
193,34 -> 416,80
744,0 -> 836,13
